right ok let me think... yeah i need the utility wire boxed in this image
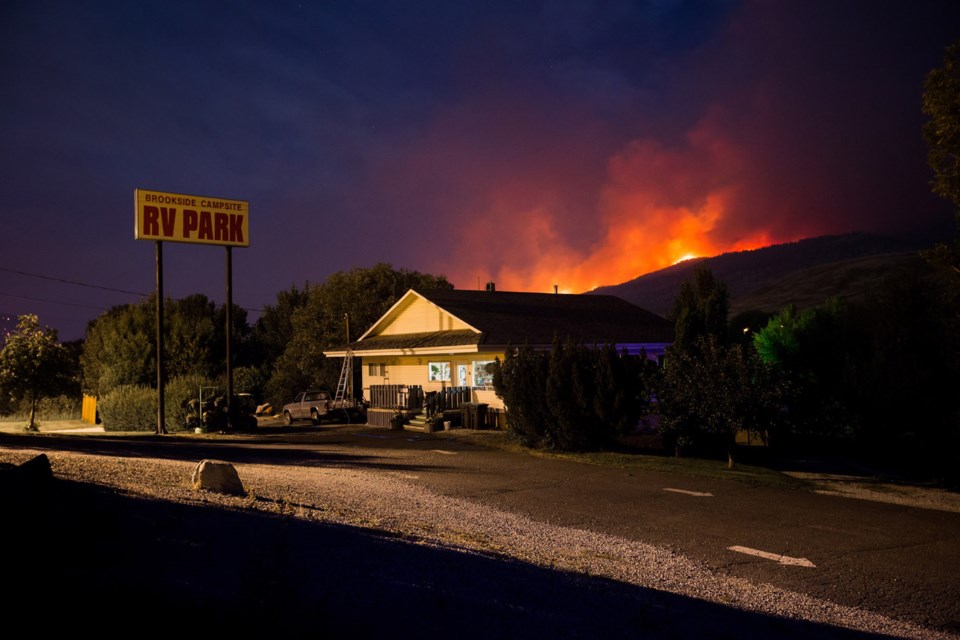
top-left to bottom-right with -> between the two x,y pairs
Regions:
0,291 -> 108,311
0,265 -> 265,313
0,266 -> 145,296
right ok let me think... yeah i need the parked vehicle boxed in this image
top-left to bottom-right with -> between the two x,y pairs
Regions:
281,389 -> 333,425
280,389 -> 367,426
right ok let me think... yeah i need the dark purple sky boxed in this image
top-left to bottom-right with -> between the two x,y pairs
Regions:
1,1 -> 958,341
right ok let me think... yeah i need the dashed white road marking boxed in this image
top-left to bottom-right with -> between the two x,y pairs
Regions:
663,487 -> 714,497
727,545 -> 816,568
430,449 -> 457,455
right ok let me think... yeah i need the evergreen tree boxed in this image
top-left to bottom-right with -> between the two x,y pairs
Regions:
546,336 -> 596,451
493,343 -> 550,447
671,264 -> 730,353
495,338 -> 656,452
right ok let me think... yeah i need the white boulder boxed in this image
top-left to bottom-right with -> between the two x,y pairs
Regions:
191,459 -> 245,495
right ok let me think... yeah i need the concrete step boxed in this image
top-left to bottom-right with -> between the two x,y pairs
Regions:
404,414 -> 436,433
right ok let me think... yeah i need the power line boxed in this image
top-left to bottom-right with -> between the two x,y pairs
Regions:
0,265 -> 265,313
0,291 -> 108,311
0,266 -> 146,296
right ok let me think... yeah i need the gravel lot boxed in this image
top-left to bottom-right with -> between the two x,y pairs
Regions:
2,444 -> 956,639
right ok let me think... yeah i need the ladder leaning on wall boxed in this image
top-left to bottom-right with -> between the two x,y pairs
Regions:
333,348 -> 353,408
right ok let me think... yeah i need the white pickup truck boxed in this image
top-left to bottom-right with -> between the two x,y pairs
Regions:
280,389 -> 366,425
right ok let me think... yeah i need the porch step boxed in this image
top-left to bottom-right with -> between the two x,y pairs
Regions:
405,412 -> 434,433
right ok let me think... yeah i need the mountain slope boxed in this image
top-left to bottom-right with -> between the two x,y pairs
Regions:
590,233 -> 923,317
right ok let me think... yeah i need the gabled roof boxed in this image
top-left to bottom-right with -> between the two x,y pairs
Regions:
416,289 -> 674,346
327,288 -> 674,356
350,329 -> 481,352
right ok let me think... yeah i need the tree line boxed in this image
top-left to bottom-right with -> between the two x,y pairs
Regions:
0,263 -> 449,431
3,37 -> 958,472
491,259 -> 959,485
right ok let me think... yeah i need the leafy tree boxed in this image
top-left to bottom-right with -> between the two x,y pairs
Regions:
656,336 -> 786,467
265,264 -> 451,407
753,299 -> 857,443
82,301 -> 155,396
232,365 -> 266,399
923,38 -> 960,217
251,284 -> 310,407
671,264 -> 730,353
60,339 -> 84,397
923,37 -> 960,275
253,284 -> 310,367
657,265 -> 787,466
213,301 -> 255,369
81,294 -> 255,397
0,315 -> 74,431
165,294 -> 218,378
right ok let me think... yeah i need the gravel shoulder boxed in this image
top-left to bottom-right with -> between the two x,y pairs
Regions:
13,420 -> 959,516
2,444 -> 956,640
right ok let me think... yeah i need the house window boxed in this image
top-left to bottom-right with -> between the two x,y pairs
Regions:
368,363 -> 386,377
473,360 -> 495,388
428,361 -> 450,382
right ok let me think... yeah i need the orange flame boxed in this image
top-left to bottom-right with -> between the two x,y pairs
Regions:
470,197 -> 772,293
447,125 -> 777,293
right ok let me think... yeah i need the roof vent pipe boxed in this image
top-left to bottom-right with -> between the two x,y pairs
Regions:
554,284 -> 558,295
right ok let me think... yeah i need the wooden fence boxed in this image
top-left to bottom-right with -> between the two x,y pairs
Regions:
368,384 -> 424,411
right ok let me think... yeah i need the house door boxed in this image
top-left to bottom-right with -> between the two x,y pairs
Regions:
457,364 -> 468,387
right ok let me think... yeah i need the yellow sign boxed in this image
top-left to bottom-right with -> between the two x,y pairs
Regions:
134,189 -> 249,247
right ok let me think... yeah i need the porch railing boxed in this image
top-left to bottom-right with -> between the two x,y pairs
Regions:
369,384 -> 424,411
424,386 -> 472,417
368,384 -> 472,414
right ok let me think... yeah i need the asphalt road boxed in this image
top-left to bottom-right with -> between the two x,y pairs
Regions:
2,425 -> 958,636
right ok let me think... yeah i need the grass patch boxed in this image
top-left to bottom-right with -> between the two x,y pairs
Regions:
442,430 -> 809,491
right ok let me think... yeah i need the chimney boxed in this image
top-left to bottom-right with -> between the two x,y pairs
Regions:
553,284 -> 558,295
485,282 -> 496,292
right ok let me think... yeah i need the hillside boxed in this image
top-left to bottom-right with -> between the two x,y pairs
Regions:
590,233 -> 925,317
727,251 -> 937,317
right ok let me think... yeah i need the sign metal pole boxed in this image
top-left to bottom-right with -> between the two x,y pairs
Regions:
156,240 -> 166,435
225,245 -> 233,430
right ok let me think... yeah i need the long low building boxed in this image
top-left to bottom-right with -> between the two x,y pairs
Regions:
324,287 -> 674,428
